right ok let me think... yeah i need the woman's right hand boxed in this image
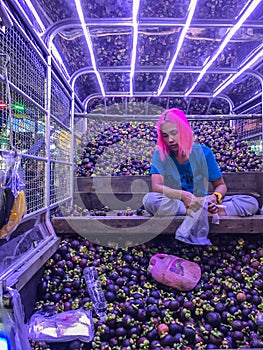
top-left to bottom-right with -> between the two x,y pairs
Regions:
181,191 -> 202,212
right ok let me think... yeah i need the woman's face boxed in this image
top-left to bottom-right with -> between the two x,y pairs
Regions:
160,121 -> 179,154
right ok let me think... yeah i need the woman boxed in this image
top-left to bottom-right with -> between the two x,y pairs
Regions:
143,108 -> 259,217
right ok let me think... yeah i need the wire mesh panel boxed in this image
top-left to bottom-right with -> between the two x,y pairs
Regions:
0,83 -> 46,154
50,162 -> 71,205
22,158 -> 46,213
0,81 -> 9,150
50,75 -> 71,128
11,91 -> 46,156
49,118 -> 72,205
74,103 -> 85,136
50,118 -> 71,163
0,27 -> 46,108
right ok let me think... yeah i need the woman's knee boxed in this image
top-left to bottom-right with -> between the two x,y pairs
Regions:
143,192 -> 186,216
247,196 -> 260,215
143,192 -> 165,215
225,195 -> 259,216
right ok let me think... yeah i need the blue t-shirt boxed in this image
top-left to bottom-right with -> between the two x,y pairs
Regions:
150,143 -> 222,196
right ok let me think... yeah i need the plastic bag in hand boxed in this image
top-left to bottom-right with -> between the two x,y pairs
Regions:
175,201 -> 211,245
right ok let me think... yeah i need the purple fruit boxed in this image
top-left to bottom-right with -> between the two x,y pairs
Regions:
206,312 -> 221,328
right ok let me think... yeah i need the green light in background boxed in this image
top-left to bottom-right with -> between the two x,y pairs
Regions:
11,103 -> 25,113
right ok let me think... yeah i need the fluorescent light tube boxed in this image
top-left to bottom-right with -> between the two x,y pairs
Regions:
24,0 -> 46,32
184,0 -> 262,97
23,0 -> 70,79
130,0 -> 140,96
213,48 -> 263,97
75,0 -> 105,96
157,0 -> 198,96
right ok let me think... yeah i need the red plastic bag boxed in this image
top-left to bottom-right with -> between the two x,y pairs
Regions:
148,254 -> 201,291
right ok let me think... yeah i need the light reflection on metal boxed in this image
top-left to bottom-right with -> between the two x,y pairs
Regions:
157,0 -> 198,96
74,0 -> 105,97
184,0 -> 262,97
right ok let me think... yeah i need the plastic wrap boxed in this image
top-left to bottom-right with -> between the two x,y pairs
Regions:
27,308 -> 94,343
6,288 -> 31,350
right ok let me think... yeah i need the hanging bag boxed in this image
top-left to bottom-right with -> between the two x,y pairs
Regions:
0,151 -> 26,240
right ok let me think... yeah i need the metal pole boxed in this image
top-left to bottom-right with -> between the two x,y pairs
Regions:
74,113 -> 262,121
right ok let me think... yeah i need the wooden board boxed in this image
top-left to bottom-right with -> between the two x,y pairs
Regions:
74,173 -> 263,209
74,192 -> 146,210
52,214 -> 263,238
75,173 -> 263,194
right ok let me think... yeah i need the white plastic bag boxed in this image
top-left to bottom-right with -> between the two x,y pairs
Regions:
176,201 -> 212,245
27,308 -> 94,343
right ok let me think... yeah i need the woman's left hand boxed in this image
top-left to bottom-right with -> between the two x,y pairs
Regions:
206,194 -> 218,214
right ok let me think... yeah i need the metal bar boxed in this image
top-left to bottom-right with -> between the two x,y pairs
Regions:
42,18 -> 263,42
51,72 -> 72,100
70,90 -> 75,207
45,54 -> 52,216
22,208 -> 48,221
50,159 -> 72,166
104,97 -> 107,115
83,92 -> 233,110
0,232 -> 54,283
240,101 -> 262,114
50,113 -> 72,132
19,153 -> 48,162
239,132 -> 263,140
70,65 -> 238,79
49,196 -> 72,209
233,93 -> 261,112
3,237 -> 60,290
74,113 -> 262,120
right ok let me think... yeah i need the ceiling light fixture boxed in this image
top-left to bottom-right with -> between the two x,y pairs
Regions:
156,0 -> 198,96
74,0 -> 105,97
130,0 -> 140,96
213,48 -> 263,97
184,0 -> 262,97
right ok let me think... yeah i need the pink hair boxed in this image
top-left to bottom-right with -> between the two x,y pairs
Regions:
156,108 -> 194,161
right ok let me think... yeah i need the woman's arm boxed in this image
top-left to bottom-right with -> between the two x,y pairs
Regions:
207,177 -> 227,204
207,177 -> 227,214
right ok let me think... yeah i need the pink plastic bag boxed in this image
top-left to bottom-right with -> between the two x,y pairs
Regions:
148,254 -> 201,291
